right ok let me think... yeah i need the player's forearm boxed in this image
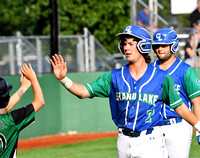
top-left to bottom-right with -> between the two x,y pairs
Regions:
194,106 -> 200,120
67,82 -> 90,99
192,97 -> 200,120
59,76 -> 90,99
174,103 -> 198,127
31,78 -> 45,112
6,85 -> 28,111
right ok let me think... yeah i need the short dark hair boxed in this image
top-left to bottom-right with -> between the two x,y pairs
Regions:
142,53 -> 151,64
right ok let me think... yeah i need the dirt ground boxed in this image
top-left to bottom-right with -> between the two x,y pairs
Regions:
18,132 -> 118,151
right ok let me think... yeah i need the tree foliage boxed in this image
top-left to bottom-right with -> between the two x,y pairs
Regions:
0,0 -> 193,53
58,0 -> 130,53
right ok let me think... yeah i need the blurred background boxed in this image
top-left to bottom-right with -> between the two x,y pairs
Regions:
3,0 -> 200,144
0,0 -> 199,75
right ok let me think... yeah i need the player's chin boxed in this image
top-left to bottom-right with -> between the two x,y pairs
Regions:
125,56 -> 133,62
157,54 -> 166,59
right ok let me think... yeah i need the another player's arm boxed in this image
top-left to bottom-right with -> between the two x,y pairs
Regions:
163,74 -> 200,130
6,74 -> 31,112
192,96 -> 200,120
50,54 -> 90,99
193,96 -> 200,144
174,103 -> 199,127
67,82 -> 90,99
20,63 -> 45,112
50,54 -> 111,99
184,67 -> 200,143
184,67 -> 200,120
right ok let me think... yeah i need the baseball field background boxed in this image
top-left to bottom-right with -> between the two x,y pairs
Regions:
5,69 -> 200,157
17,134 -> 200,157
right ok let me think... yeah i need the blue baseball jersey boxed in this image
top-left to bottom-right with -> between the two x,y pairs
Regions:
153,58 -> 200,119
85,64 -> 182,132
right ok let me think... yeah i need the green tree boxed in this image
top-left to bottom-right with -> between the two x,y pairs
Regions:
58,0 -> 130,53
0,0 -> 194,53
0,0 -> 49,35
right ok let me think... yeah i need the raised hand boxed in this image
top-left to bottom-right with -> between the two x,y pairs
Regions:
20,63 -> 37,82
20,63 -> 45,112
20,73 -> 31,90
50,54 -> 67,80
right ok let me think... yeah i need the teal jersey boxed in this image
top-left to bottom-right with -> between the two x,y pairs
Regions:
0,104 -> 35,157
85,64 -> 182,131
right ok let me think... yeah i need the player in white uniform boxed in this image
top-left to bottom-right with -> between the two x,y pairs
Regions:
50,25 -> 200,158
152,28 -> 200,158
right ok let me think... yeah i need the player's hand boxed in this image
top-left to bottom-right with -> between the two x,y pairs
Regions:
20,63 -> 37,82
50,54 -> 67,80
20,73 -> 31,90
196,131 -> 200,145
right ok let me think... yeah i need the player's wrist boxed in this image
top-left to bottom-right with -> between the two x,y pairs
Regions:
194,121 -> 200,132
59,76 -> 73,89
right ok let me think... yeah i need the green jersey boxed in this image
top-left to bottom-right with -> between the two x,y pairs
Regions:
0,104 -> 35,158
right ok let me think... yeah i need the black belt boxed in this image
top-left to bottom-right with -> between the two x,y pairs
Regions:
163,118 -> 182,125
120,128 -> 154,137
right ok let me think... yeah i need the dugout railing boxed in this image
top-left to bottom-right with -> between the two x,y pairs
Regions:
0,28 -> 117,76
0,27 -> 197,77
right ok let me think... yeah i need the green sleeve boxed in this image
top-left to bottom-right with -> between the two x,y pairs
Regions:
162,74 -> 183,109
85,71 -> 112,98
184,67 -> 200,100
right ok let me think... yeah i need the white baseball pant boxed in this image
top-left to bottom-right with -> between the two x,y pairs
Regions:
161,118 -> 193,158
117,126 -> 167,158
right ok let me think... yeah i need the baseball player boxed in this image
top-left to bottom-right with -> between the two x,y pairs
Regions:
50,25 -> 200,158
0,63 -> 45,157
152,28 -> 200,158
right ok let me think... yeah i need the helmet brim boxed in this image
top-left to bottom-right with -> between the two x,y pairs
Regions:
116,33 -> 142,40
152,41 -> 173,45
6,82 -> 12,91
0,82 -> 12,109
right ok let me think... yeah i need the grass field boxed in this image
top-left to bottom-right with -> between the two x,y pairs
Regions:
18,134 -> 200,158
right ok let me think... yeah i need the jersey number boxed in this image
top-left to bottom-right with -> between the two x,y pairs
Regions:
146,110 -> 155,123
0,133 -> 6,153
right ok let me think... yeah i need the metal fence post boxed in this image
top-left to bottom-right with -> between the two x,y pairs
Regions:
16,31 -> 23,74
84,27 -> 89,72
36,38 -> 42,74
77,36 -> 85,72
8,42 -> 15,75
130,0 -> 137,25
89,35 -> 96,72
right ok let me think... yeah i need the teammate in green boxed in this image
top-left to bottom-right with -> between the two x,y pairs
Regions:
0,63 -> 45,157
